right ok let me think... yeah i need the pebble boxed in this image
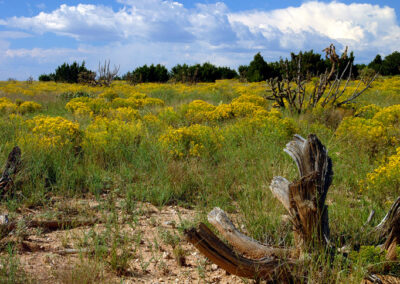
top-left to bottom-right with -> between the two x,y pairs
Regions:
163,221 -> 174,226
163,251 -> 172,259
211,264 -> 219,271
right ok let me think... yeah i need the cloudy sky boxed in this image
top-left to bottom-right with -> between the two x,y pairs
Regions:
0,0 -> 399,80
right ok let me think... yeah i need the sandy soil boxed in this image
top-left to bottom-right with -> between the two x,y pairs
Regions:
0,196 -> 252,283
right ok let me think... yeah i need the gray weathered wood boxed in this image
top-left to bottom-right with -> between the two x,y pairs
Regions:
0,146 -> 21,196
271,134 -> 332,248
208,207 -> 290,259
375,197 -> 400,260
185,223 -> 297,282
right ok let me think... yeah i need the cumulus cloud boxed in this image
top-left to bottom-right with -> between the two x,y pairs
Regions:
229,1 -> 400,53
0,31 -> 32,39
0,1 -> 399,79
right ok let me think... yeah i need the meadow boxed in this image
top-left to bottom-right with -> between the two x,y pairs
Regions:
0,77 -> 400,283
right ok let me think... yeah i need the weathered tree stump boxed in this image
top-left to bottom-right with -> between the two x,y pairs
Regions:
184,134 -> 400,282
375,197 -> 400,261
0,146 -> 21,197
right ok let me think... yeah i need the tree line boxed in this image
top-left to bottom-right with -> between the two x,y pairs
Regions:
38,50 -> 400,84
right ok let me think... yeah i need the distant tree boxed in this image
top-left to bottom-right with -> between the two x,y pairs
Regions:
54,61 -> 91,83
38,73 -> 55,82
368,54 -> 383,73
218,66 -> 238,79
246,53 -> 271,82
290,50 -> 327,79
170,63 -> 236,83
124,64 -> 170,84
238,65 -> 248,82
381,51 -> 400,76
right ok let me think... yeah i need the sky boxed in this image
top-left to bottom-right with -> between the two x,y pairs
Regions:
0,0 -> 399,80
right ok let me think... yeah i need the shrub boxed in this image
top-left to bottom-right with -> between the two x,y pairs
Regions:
60,91 -> 94,101
181,100 -> 216,123
335,117 -> 391,154
0,98 -> 17,114
22,115 -> 81,149
363,147 -> 400,196
111,96 -> 164,109
354,104 -> 382,119
18,101 -> 42,114
373,104 -> 400,126
159,124 -> 224,158
82,117 -> 144,164
98,90 -> 119,101
108,107 -> 139,122
66,97 -> 110,116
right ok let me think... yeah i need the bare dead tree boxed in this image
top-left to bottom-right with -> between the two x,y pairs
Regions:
265,44 -> 378,114
184,134 -> 400,283
97,60 -> 120,87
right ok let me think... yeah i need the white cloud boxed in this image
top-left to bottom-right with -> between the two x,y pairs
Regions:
228,1 -> 400,53
0,31 -> 32,39
0,1 -> 399,79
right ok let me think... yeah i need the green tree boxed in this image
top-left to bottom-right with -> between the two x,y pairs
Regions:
246,53 -> 271,82
368,54 -> 383,73
382,51 -> 400,75
54,61 -> 91,83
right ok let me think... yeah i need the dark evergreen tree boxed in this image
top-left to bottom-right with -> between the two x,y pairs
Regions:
382,51 -> 400,75
246,53 -> 271,82
54,61 -> 90,83
368,54 -> 383,73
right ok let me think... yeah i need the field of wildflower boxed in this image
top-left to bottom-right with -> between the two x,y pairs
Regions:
1,77 -> 400,282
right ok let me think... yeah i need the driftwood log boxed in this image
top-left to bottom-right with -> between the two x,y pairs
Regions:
184,134 -> 400,282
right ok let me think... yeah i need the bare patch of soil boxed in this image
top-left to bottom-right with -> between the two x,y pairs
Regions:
0,197 -> 251,283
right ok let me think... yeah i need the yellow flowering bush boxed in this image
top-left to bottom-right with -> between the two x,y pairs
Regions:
66,97 -> 110,116
157,107 -> 181,126
230,101 -> 267,117
98,89 -> 119,101
18,101 -> 42,114
0,98 -> 42,115
108,107 -> 139,122
225,108 -> 297,140
142,114 -> 163,129
354,104 -> 382,119
335,117 -> 391,153
373,104 -> 400,126
209,104 -> 234,121
182,100 -> 216,123
23,115 -> 81,149
231,94 -> 268,108
363,147 -> 400,196
181,94 -> 269,124
111,96 -> 164,109
159,124 -> 224,158
0,98 -> 17,114
83,117 -> 144,161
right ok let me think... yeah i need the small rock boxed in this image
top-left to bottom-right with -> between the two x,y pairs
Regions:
0,214 -> 8,225
163,221 -> 176,228
211,264 -> 218,271
163,251 -> 172,259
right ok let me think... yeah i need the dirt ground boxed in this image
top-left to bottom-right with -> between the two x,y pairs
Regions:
0,196 -> 252,283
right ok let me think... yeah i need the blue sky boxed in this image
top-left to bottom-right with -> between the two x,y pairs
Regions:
0,0 -> 399,79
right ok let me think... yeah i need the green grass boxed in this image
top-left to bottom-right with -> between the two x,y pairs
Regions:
0,78 -> 399,282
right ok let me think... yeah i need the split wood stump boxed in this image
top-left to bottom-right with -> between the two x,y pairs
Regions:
0,146 -> 21,197
184,134 -> 400,283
